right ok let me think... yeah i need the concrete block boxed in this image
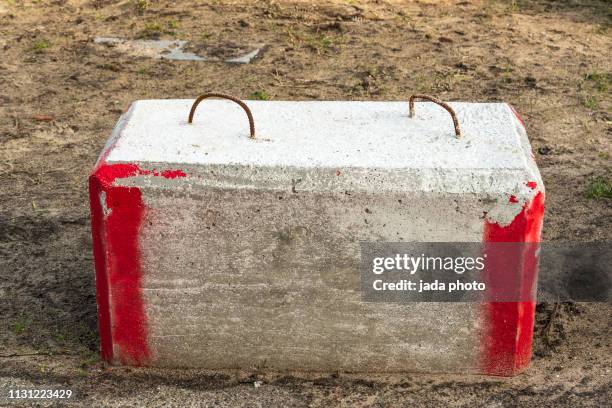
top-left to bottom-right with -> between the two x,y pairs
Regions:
89,99 -> 544,375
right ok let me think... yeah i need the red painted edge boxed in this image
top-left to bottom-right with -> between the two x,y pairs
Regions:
481,191 -> 545,376
89,161 -> 186,365
508,104 -> 525,128
89,174 -> 113,361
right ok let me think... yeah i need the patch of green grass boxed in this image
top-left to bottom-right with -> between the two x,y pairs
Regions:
508,0 -> 525,12
593,24 -> 609,35
133,0 -> 150,12
139,22 -> 162,38
75,368 -> 89,377
584,71 -> 610,93
80,354 -> 99,369
305,34 -> 333,54
165,20 -> 179,36
10,318 -> 30,334
285,27 -> 297,46
249,90 -> 271,100
582,95 -> 599,110
413,73 -> 430,92
32,39 -> 49,52
138,20 -> 179,38
585,177 -> 612,200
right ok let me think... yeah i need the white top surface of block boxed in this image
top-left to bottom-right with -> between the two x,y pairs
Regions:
106,100 -> 530,170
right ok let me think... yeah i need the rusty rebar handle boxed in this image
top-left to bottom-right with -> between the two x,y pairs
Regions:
188,92 -> 255,139
409,94 -> 461,138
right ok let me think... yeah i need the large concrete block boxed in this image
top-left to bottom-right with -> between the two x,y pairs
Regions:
89,99 -> 544,375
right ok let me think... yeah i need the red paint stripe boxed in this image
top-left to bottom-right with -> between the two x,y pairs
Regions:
481,191 -> 544,376
89,162 -> 186,365
105,180 -> 148,364
88,175 -> 113,361
508,104 -> 525,128
161,169 -> 187,179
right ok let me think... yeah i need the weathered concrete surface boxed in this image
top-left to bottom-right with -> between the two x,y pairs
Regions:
94,37 -> 262,63
89,100 -> 544,375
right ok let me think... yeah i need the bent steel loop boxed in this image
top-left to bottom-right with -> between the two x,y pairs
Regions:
188,92 -> 256,139
409,94 -> 461,138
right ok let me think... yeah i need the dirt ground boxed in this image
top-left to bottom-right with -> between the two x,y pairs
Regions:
0,0 -> 610,406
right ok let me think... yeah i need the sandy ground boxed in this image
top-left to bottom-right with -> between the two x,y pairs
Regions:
0,0 -> 610,406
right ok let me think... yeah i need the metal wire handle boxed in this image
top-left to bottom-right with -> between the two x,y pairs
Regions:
188,92 -> 256,139
409,94 -> 461,138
